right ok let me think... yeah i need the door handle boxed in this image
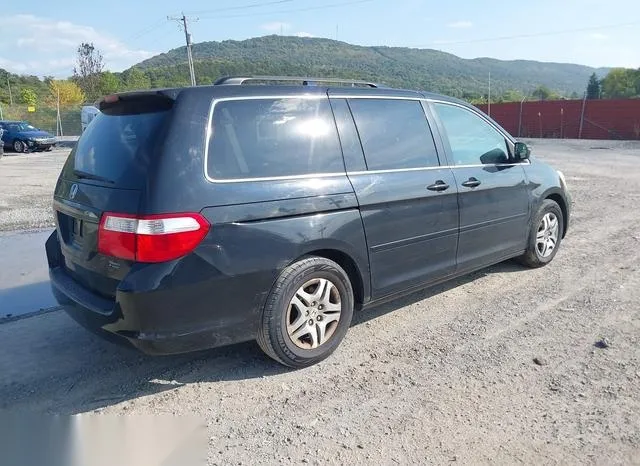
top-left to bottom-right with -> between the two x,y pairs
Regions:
427,180 -> 450,192
461,177 -> 481,188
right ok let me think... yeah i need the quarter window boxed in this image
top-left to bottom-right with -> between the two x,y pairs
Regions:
207,98 -> 343,180
433,103 -> 510,165
348,99 -> 440,170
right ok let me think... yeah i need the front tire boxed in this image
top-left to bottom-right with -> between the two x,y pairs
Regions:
518,199 -> 564,268
257,257 -> 354,368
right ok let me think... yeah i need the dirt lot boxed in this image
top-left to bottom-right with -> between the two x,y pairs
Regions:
0,148 -> 69,232
1,139 -> 639,465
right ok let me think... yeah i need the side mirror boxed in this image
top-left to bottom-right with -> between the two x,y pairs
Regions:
514,142 -> 531,161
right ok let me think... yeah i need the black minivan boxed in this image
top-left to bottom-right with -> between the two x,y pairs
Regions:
47,76 -> 571,368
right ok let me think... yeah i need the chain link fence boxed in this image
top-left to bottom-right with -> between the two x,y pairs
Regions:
0,104 -> 82,136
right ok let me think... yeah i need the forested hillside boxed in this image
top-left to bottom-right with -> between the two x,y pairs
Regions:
136,35 -> 610,98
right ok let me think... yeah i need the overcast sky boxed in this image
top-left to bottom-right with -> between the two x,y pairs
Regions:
1,0 -> 639,77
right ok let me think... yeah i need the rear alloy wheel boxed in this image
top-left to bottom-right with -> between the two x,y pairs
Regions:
286,278 -> 342,350
13,140 -> 26,153
257,257 -> 354,368
518,199 -> 564,268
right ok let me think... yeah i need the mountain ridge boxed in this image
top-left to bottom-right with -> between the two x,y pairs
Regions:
134,35 -> 610,97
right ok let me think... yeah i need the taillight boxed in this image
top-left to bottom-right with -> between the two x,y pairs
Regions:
98,213 -> 210,263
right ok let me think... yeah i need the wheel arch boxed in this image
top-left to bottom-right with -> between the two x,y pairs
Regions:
544,193 -> 568,238
299,248 -> 368,308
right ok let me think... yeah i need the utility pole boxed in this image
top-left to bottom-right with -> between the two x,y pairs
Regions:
7,76 -> 13,106
518,95 -> 527,138
168,13 -> 198,87
487,70 -> 491,117
56,87 -> 63,137
578,92 -> 587,140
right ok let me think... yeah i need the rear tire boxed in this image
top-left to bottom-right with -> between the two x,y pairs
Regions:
257,256 -> 354,368
518,199 -> 564,268
13,140 -> 26,153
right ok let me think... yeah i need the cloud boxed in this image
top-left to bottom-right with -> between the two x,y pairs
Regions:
296,32 -> 314,38
261,22 -> 291,33
590,32 -> 608,40
447,20 -> 473,29
0,14 -> 154,76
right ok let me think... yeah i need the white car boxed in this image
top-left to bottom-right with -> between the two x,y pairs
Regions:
81,105 -> 100,132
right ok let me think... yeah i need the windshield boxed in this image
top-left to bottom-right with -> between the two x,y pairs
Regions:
14,123 -> 37,132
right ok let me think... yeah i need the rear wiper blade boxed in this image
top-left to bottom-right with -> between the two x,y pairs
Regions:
73,169 -> 115,184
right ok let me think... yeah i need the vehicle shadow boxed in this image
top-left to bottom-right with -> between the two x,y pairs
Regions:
353,259 -> 526,326
0,260 -> 527,415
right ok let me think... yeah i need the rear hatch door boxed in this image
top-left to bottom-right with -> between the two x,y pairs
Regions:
54,93 -> 173,298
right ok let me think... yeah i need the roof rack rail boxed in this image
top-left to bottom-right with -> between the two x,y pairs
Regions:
213,76 -> 379,88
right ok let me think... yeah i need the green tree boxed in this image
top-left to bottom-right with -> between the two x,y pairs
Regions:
601,68 -> 637,99
19,88 -> 38,106
73,42 -> 104,101
98,71 -> 121,96
468,95 -> 487,105
123,68 -> 151,90
531,85 -> 559,101
586,73 -> 601,99
500,89 -> 525,102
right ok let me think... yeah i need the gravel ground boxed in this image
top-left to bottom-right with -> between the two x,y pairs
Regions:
0,148 -> 69,232
1,139 -> 640,465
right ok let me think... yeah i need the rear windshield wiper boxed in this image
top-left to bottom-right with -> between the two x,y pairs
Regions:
73,169 -> 115,184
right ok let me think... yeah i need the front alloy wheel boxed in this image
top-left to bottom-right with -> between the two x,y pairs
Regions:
518,199 -> 564,268
536,212 -> 559,258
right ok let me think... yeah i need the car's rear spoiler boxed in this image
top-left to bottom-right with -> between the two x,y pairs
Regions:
98,90 -> 177,116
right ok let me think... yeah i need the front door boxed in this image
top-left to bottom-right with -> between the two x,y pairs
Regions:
331,96 -> 459,298
431,102 -> 530,272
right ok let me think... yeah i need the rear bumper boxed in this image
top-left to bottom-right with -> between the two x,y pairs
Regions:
46,231 -> 266,355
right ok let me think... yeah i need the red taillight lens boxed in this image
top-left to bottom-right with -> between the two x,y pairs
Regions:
98,213 -> 210,263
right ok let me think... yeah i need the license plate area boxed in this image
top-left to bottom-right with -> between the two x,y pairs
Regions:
57,211 -> 84,247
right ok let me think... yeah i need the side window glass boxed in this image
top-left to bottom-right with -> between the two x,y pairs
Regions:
433,103 -> 509,165
348,99 -> 439,170
207,98 -> 343,180
329,99 -> 366,172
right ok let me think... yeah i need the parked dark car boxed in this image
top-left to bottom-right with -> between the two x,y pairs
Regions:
46,76 -> 572,368
0,120 -> 57,152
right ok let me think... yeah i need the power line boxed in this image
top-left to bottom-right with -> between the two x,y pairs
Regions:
126,18 -> 168,42
184,0 -> 296,15
424,21 -> 640,47
197,0 -> 374,20
125,0 -> 372,49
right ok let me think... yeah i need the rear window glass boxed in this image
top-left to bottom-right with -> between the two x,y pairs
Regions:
207,98 -> 344,180
69,111 -> 168,189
